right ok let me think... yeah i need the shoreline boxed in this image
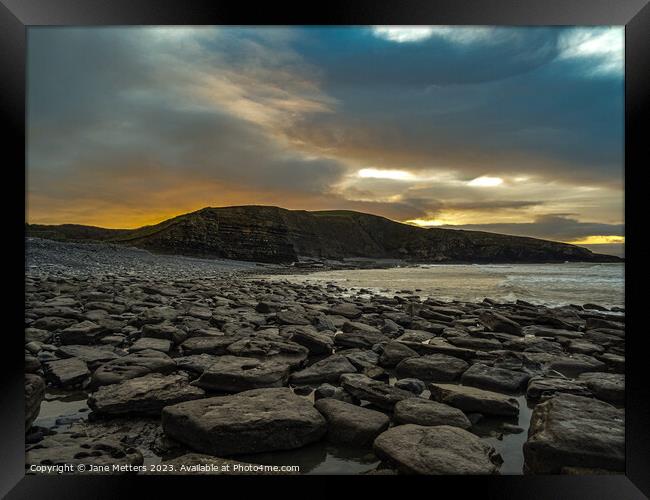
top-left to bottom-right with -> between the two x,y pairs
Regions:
26,237 -> 623,273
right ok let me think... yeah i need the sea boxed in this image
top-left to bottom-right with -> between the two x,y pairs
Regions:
270,262 -> 625,309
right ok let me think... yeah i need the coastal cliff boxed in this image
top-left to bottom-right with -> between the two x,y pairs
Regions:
26,205 -> 621,264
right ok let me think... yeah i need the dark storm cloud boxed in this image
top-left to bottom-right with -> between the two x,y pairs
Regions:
286,27 -> 623,186
444,215 -> 624,242
401,199 -> 544,213
294,27 -> 561,86
324,192 -> 545,224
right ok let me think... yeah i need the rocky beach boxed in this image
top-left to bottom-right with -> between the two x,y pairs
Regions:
25,238 -> 625,475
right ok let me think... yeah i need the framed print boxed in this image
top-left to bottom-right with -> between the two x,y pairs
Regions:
2,0 -> 649,498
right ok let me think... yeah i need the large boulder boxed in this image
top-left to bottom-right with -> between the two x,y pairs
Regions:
577,372 -> 624,404
394,378 -> 426,395
32,317 -> 76,332
58,320 -> 104,345
88,373 -> 205,416
175,353 -> 220,375
340,374 -> 416,410
227,338 -> 308,368
342,321 -> 382,336
378,341 -> 419,368
545,354 -> 607,378
596,353 -> 625,373
276,310 -> 311,326
479,310 -> 522,336
400,339 -> 475,360
393,398 -> 471,429
284,325 -> 334,355
195,355 -> 290,392
341,349 -> 380,370
43,358 -> 90,388
460,363 -> 531,393
329,303 -> 362,319
290,355 -> 357,385
526,376 -> 592,400
314,398 -> 389,446
524,394 -> 624,473
373,424 -> 502,474
429,383 -> 519,417
396,354 -> 468,382
161,388 -> 326,456
567,339 -> 605,356
129,337 -> 172,353
25,374 -> 45,431
493,351 -> 544,376
523,325 -> 583,340
314,383 -> 358,404
134,306 -> 178,326
335,329 -> 390,349
91,349 -> 176,388
586,317 -> 624,331
180,336 -> 237,355
141,321 -> 187,345
25,327 -> 51,344
447,336 -> 502,351
56,345 -> 123,369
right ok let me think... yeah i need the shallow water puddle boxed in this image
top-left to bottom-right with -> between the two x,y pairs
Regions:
471,395 -> 534,474
34,389 -> 89,429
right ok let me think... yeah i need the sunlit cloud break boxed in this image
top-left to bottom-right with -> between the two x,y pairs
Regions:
372,26 -> 496,44
357,168 -> 415,181
558,27 -> 624,75
467,176 -> 504,187
569,235 -> 625,245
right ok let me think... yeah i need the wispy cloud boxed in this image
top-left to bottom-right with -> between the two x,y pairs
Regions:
372,26 -> 497,44
557,27 -> 624,76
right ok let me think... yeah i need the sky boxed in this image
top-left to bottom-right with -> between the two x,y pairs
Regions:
27,26 -> 625,256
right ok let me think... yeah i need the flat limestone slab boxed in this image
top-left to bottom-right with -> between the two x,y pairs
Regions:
88,373 -> 206,416
58,320 -> 104,345
393,398 -> 471,429
526,376 -> 591,401
129,337 -> 172,353
429,383 -> 519,417
373,424 -> 501,474
524,393 -> 624,473
577,372 -> 624,404
43,358 -> 90,388
340,374 -> 416,410
460,363 -> 530,393
195,355 -> 290,392
56,345 -> 123,369
314,398 -> 389,446
396,354 -> 468,382
290,355 -> 357,385
161,388 -> 326,456
91,349 -> 176,388
226,338 -> 309,368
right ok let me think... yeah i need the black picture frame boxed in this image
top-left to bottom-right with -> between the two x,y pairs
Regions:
2,0 -> 648,497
